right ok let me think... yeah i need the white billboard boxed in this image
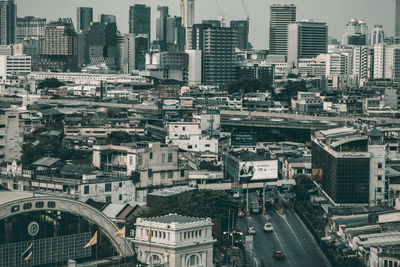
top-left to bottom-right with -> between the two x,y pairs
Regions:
239,160 -> 278,181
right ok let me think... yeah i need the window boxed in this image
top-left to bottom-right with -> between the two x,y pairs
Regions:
168,170 -> 173,179
148,169 -> 153,178
377,187 -> 382,193
378,175 -> 382,181
106,196 -> 111,203
119,182 -> 122,188
161,171 -> 165,179
35,202 -> 44,208
105,183 -> 111,192
138,154 -> 143,166
47,202 -> 56,208
11,205 -> 19,213
150,152 -> 153,160
205,144 -> 210,147
181,170 -> 185,177
129,156 -> 134,165
23,203 -> 32,210
378,163 -> 383,169
162,154 -> 165,163
168,153 -> 173,162
188,145 -> 193,149
84,185 -> 89,194
119,194 -> 122,201
183,127 -> 186,131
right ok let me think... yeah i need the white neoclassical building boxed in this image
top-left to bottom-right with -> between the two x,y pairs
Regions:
133,214 -> 215,267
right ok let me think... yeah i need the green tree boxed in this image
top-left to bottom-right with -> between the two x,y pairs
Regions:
37,78 -> 65,89
276,80 -> 307,103
225,77 -> 273,95
127,190 -> 239,232
107,131 -> 132,145
293,174 -> 314,203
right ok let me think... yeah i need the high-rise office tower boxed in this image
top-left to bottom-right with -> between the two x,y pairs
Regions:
116,33 -> 135,74
166,16 -> 185,52
342,18 -> 368,46
396,0 -> 400,36
77,31 -> 88,66
99,14 -> 116,25
202,20 -> 221,28
16,16 -> 46,43
269,4 -> 296,56
76,7 -> 93,32
156,6 -> 169,42
370,25 -> 384,47
189,23 -> 237,85
129,4 -> 151,37
39,18 -> 78,72
135,34 -> 149,70
230,20 -> 249,50
287,20 -> 328,67
0,0 -> 16,45
179,0 -> 195,28
87,21 -> 117,69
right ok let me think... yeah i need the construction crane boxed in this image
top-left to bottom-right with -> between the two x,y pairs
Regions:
241,0 -> 250,22
241,0 -> 250,50
214,0 -> 226,27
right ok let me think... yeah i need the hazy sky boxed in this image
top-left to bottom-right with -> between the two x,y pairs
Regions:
16,0 -> 394,49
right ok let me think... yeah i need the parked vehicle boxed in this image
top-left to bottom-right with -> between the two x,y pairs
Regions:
247,227 -> 256,235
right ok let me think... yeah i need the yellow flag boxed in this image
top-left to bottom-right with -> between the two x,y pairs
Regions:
114,226 -> 126,238
84,231 -> 98,248
148,223 -> 152,243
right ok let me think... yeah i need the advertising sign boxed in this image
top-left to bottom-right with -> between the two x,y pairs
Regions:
239,160 -> 278,182
231,132 -> 257,147
312,169 -> 323,181
158,85 -> 180,99
162,99 -> 181,121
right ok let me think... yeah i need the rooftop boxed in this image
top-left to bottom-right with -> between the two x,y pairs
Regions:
143,214 -> 206,224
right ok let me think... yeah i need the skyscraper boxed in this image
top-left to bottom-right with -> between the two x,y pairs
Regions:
287,20 -> 328,67
230,20 -> 249,50
39,18 -> 78,72
87,21 -> 117,69
99,14 -> 116,25
396,0 -> 400,36
190,24 -> 237,85
116,33 -> 135,74
0,0 -> 16,45
342,18 -> 368,46
129,4 -> 151,36
16,16 -> 46,43
156,6 -> 169,43
269,4 -> 296,56
370,25 -> 384,47
76,7 -> 93,32
166,16 -> 185,52
179,0 -> 195,28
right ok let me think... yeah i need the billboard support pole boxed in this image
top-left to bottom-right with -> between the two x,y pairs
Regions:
262,182 -> 266,215
246,182 -> 249,216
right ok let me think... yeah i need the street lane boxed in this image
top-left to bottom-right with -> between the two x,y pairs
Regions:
237,208 -> 330,267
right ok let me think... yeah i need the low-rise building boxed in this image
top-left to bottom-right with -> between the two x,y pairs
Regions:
133,214 -> 215,267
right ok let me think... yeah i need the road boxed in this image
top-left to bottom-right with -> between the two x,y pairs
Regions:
237,205 -> 330,266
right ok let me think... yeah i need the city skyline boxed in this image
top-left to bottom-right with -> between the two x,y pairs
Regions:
16,0 -> 395,49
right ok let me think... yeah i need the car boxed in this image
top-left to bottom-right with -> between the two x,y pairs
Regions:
247,227 -> 256,235
237,211 -> 245,218
263,223 -> 273,232
273,251 -> 285,260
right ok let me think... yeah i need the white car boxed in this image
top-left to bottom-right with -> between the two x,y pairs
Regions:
264,223 -> 273,232
247,227 -> 256,235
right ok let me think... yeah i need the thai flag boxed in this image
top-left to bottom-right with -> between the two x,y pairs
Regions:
21,241 -> 33,262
